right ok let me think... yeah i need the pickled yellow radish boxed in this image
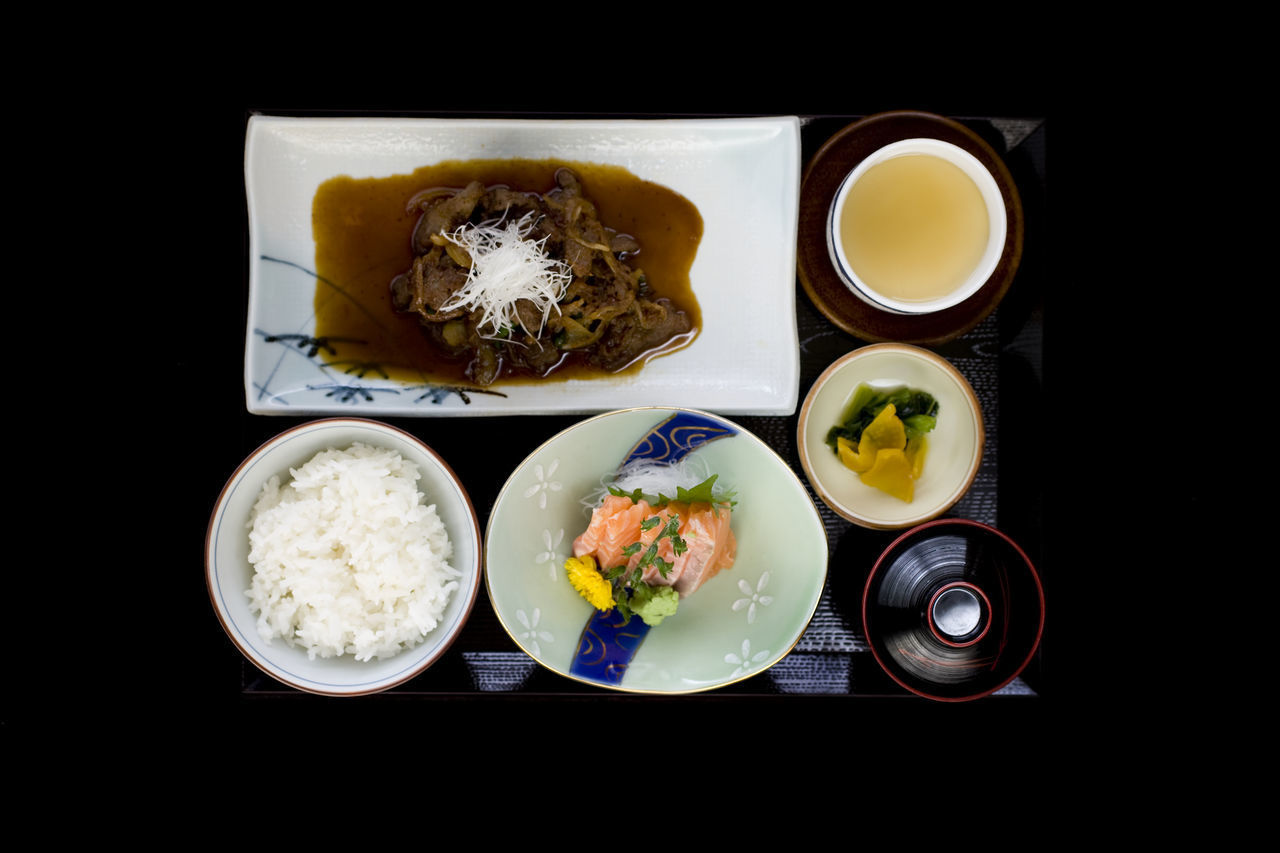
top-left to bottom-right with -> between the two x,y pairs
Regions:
906,436 -> 928,480
834,405 -> 928,502
836,436 -> 869,473
862,404 -> 907,451
859,448 -> 915,502
829,384 -> 940,504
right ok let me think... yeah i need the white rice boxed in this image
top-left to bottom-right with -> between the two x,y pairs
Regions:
245,442 -> 459,662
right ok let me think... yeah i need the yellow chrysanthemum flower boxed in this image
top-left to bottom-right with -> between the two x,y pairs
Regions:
565,555 -> 614,612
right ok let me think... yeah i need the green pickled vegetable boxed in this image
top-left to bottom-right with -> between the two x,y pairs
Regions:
825,383 -> 940,454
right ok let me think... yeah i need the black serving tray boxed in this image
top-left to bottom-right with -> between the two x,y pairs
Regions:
188,110 -> 1049,722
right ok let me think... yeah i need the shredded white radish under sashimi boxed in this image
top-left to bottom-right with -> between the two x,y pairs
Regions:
439,213 -> 574,341
579,456 -> 723,513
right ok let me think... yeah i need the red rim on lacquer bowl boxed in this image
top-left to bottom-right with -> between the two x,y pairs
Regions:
861,518 -> 1045,702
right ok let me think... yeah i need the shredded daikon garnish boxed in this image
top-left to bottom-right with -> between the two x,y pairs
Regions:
438,213 -> 573,342
579,457 -> 725,513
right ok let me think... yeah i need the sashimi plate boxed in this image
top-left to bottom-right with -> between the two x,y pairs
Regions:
243,115 -> 802,416
484,407 -> 828,694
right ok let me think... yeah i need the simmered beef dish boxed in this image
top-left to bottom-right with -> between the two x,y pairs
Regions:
390,168 -> 692,386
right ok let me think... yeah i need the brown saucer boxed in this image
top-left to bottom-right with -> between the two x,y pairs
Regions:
797,111 -> 1024,345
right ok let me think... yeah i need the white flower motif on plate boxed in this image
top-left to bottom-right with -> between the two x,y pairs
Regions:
522,459 -> 562,510
515,608 -> 554,656
535,528 -> 566,581
725,638 -> 771,678
731,571 -> 774,624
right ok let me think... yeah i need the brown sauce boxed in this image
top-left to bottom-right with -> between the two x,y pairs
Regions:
311,158 -> 704,387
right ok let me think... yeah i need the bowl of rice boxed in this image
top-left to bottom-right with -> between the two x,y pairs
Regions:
206,418 -> 481,696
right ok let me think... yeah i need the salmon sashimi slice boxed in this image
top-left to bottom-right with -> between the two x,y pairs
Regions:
625,501 -> 735,596
574,496 -> 737,598
630,505 -> 687,588
670,502 -> 736,597
572,495 -> 653,571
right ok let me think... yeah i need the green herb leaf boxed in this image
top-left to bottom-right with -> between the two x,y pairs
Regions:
675,474 -> 719,504
608,485 -> 649,504
635,541 -> 660,573
609,473 -> 736,509
615,591 -> 632,625
662,515 -> 685,550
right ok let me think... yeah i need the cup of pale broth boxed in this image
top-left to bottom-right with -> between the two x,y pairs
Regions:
826,138 -> 1006,315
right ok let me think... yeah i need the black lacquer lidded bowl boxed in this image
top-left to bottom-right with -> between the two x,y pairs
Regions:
862,519 -> 1044,701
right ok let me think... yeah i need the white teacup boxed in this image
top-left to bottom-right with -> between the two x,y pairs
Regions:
827,138 -> 1006,315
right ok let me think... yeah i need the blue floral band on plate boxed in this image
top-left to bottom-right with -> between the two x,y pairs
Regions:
569,411 -> 737,685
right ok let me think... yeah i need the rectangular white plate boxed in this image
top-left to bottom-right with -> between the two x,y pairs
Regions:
243,115 -> 801,416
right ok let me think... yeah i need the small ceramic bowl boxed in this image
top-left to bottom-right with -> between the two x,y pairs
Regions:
485,407 -> 828,694
862,519 -> 1045,701
206,418 -> 482,696
826,137 -> 1007,316
797,344 -> 984,529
